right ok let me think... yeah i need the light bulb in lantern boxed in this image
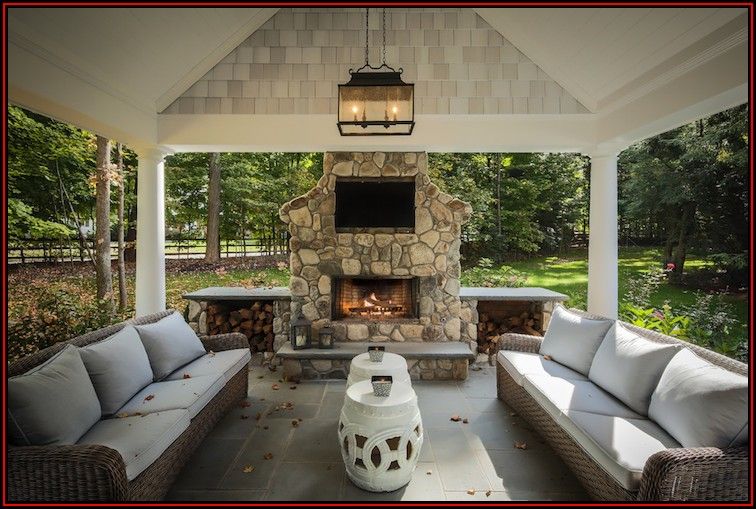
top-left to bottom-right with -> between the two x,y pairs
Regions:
351,105 -> 358,122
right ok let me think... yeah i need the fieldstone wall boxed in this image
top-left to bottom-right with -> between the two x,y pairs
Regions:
283,357 -> 468,381
279,151 -> 472,342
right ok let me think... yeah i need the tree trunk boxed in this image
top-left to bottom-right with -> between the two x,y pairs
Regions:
205,152 -> 222,263
95,136 -> 114,311
124,173 -> 137,262
670,203 -> 695,283
116,143 -> 128,312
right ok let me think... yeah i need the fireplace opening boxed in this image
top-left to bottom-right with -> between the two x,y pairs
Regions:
332,277 -> 418,320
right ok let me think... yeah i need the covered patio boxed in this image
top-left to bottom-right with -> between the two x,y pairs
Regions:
7,5 -> 749,503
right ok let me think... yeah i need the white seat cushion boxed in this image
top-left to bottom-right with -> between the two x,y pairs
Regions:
498,350 -> 588,386
164,349 -> 251,383
77,409 -> 189,481
115,374 -> 225,420
523,374 -> 641,420
558,410 -> 680,490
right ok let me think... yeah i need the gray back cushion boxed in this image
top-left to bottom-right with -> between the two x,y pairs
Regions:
135,311 -> 207,381
649,348 -> 748,448
8,344 -> 101,445
79,325 -> 154,416
539,305 -> 613,376
589,322 -> 681,415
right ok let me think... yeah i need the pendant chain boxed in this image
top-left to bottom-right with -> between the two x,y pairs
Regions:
364,8 -> 369,67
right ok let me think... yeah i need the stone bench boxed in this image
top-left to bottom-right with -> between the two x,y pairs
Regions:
277,342 -> 476,381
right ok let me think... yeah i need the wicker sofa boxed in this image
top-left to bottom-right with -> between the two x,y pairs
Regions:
7,310 -> 251,502
496,307 -> 748,502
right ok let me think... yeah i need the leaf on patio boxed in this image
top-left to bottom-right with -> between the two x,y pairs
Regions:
292,419 -> 299,427
263,425 -> 269,430
263,452 -> 273,460
255,413 -> 262,421
239,400 -> 252,408
462,418 -> 469,424
510,412 -> 517,417
485,490 -> 492,497
272,384 -> 280,390
208,350 -> 216,357
144,394 -> 155,402
278,379 -> 284,383
426,470 -> 432,475
450,415 -> 462,422
257,375 -> 264,379
268,365 -> 277,372
466,489 -> 476,495
240,415 -> 249,420
183,373 -> 191,379
514,441 -> 528,450
543,354 -> 552,361
289,385 -> 297,390
242,465 -> 255,473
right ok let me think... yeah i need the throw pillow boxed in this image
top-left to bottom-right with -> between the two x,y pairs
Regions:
589,322 -> 681,415
8,344 -> 102,445
539,305 -> 613,375
649,348 -> 748,448
79,325 -> 154,416
135,311 -> 207,381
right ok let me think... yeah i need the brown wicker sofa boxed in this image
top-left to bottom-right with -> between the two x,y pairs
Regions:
496,308 -> 749,502
7,310 -> 250,502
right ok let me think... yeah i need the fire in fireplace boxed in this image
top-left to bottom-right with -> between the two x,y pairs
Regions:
332,277 -> 418,320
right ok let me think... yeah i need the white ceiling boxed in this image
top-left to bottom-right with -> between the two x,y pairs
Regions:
476,7 -> 747,112
8,7 -> 277,113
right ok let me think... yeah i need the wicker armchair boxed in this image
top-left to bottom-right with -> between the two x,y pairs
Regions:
495,311 -> 749,502
7,310 -> 251,502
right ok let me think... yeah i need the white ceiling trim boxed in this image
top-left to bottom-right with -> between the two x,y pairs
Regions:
155,7 -> 279,113
7,18 -> 155,115
597,19 -> 747,113
473,7 -> 599,113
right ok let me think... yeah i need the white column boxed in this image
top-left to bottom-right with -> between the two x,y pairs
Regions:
587,152 -> 619,319
135,147 -> 167,317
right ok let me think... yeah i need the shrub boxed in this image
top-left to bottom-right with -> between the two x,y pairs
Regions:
460,258 -> 528,288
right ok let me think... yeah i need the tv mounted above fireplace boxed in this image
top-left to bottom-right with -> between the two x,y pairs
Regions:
335,179 -> 415,231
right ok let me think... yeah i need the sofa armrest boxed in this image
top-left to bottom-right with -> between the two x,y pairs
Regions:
638,445 -> 749,501
7,444 -> 128,502
199,332 -> 249,353
498,333 -> 543,354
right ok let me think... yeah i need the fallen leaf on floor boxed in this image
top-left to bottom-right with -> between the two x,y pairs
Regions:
240,415 -> 249,420
263,453 -> 273,460
239,401 -> 252,408
426,470 -> 432,475
255,413 -> 262,421
510,412 -> 517,417
272,384 -> 280,390
183,373 -> 191,379
467,489 -> 476,495
290,386 -> 297,390
292,420 -> 299,427
242,465 -> 255,473
144,394 -> 155,402
485,490 -> 492,497
260,398 -> 266,401
263,425 -> 269,430
543,354 -> 552,361
463,418 -> 469,424
208,351 -> 216,357
514,441 -> 528,450
326,465 -> 332,470
257,375 -> 264,379
298,418 -> 303,422
268,365 -> 277,372
450,415 -> 462,422
278,379 -> 283,383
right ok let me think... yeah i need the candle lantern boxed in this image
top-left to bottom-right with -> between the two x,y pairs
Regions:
318,324 -> 335,349
290,316 -> 312,350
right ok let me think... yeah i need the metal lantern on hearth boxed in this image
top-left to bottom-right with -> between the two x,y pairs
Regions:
318,324 -> 335,349
290,316 -> 312,350
337,8 -> 414,136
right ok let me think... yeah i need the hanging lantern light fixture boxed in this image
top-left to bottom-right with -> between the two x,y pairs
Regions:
337,8 -> 415,136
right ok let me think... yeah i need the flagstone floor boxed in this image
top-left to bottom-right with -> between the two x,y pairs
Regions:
167,357 -> 588,502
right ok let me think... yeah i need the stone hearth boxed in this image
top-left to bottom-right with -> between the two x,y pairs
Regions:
279,152 -> 473,345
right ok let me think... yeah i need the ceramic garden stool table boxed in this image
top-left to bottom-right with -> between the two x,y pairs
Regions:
338,379 -> 423,492
346,352 -> 411,387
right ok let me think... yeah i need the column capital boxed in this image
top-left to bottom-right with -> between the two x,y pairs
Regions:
133,146 -> 172,162
586,143 -> 625,160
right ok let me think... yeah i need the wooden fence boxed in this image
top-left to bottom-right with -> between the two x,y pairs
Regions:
7,233 -> 289,265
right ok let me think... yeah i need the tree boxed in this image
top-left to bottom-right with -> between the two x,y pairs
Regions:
116,143 -> 127,311
205,153 -> 222,263
94,136 -> 114,309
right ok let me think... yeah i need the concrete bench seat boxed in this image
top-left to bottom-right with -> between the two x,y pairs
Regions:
278,342 -> 475,381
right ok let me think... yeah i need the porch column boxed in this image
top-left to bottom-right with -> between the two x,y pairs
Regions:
135,147 -> 168,317
587,151 -> 618,319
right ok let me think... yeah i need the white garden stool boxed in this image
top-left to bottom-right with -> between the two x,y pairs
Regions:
346,352 -> 411,387
338,380 -> 423,492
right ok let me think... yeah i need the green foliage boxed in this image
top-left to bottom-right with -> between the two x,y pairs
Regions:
8,198 -> 74,239
460,258 -> 527,288
620,303 -> 690,338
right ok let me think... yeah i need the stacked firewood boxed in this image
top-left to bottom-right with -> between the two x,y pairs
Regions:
206,301 -> 274,353
477,311 -> 542,355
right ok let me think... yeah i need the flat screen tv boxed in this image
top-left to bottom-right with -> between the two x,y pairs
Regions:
335,180 -> 415,230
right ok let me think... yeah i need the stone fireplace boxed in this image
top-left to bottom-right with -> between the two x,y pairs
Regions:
279,151 -> 472,344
